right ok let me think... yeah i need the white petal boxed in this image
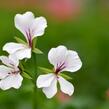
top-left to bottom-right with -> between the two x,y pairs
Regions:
62,50 -> 82,72
31,17 -> 47,39
42,77 -> 57,99
0,56 -> 14,67
3,42 -> 31,60
14,11 -> 34,40
0,65 -> 12,79
3,42 -> 27,54
9,54 -> 19,67
58,76 -> 74,96
0,55 -> 19,67
0,73 -> 23,90
13,47 -> 31,60
48,45 -> 67,69
36,73 -> 55,88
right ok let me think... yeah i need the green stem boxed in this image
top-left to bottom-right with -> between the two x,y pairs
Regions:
33,53 -> 38,109
33,83 -> 37,109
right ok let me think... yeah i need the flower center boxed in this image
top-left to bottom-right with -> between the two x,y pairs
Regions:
8,70 -> 20,75
25,28 -> 32,48
55,62 -> 66,75
12,70 -> 20,74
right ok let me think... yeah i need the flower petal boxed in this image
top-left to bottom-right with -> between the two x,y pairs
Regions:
3,42 -> 31,60
36,73 -> 55,88
48,45 -> 67,69
9,54 -> 19,67
15,12 -> 47,42
42,77 -> 57,99
58,76 -> 74,96
13,47 -> 31,60
0,55 -> 19,67
0,56 -> 13,67
0,73 -> 23,90
14,11 -> 34,40
31,17 -> 47,39
62,50 -> 82,72
3,42 -> 26,54
0,65 -> 12,79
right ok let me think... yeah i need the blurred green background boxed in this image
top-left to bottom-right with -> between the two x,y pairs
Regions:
0,0 -> 109,109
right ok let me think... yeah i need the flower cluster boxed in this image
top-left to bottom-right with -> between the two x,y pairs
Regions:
0,11 -> 82,99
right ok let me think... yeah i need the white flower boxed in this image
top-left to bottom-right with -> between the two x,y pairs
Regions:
3,11 -> 47,60
36,45 -> 82,99
0,55 -> 23,90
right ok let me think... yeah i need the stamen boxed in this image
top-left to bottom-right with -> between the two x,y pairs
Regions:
55,62 -> 66,74
25,28 -> 32,47
12,70 -> 20,74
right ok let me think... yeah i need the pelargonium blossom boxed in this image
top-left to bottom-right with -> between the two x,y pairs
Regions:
0,55 -> 23,90
36,45 -> 82,98
3,11 -> 47,60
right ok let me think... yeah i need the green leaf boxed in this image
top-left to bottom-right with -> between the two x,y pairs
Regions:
19,62 -> 24,71
22,72 -> 33,80
32,48 -> 43,54
38,67 -> 53,73
14,37 -> 27,45
60,73 -> 72,80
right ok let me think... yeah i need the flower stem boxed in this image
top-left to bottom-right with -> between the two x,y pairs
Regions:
33,83 -> 37,109
32,53 -> 38,109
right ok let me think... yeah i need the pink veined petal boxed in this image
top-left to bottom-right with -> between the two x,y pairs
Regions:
0,65 -> 12,79
48,45 -> 82,73
62,50 -> 82,72
0,73 -> 23,90
42,77 -> 57,99
36,73 -> 55,88
15,11 -> 47,44
14,11 -> 34,41
48,45 -> 67,69
9,54 -> 19,67
0,56 -> 14,67
31,17 -> 47,39
58,76 -> 74,96
0,55 -> 19,68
